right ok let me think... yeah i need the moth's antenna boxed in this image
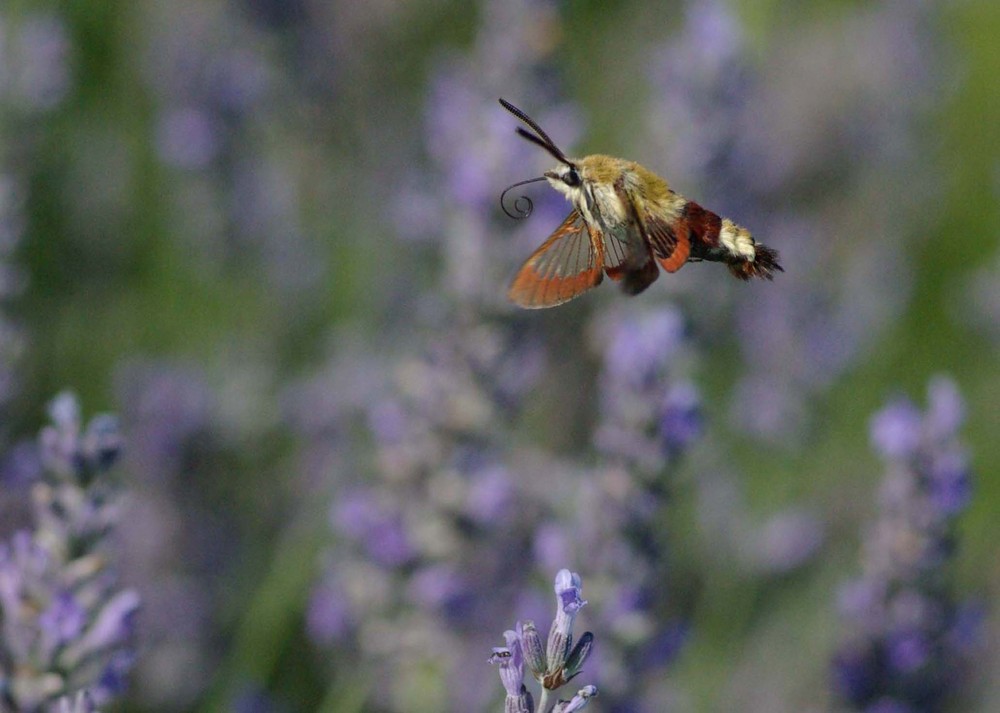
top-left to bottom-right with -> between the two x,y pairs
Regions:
500,176 -> 548,219
499,98 -> 573,166
514,127 -> 573,167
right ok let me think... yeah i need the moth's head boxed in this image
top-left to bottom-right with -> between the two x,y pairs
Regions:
499,99 -> 585,218
543,163 -> 584,201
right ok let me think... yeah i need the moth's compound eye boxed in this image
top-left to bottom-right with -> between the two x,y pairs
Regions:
563,169 -> 581,187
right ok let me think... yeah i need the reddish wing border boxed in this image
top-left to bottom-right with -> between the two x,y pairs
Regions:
508,210 -> 605,308
643,208 -> 691,273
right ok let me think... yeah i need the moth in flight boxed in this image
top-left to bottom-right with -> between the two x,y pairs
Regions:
499,98 -> 783,309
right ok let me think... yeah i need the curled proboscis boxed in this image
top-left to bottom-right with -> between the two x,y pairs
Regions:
500,176 -> 547,219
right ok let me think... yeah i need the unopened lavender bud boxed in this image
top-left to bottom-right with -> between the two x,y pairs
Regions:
518,620 -> 546,678
552,684 -> 598,712
1,395 -> 137,710
547,569 -> 587,672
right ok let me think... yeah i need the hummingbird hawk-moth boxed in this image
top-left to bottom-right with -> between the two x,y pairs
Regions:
499,98 -> 783,309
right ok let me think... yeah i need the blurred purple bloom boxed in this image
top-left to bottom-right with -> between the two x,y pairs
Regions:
729,374 -> 811,445
926,449 -> 971,515
465,464 -> 516,526
394,0 -> 582,307
306,579 -> 351,645
332,489 -> 415,568
924,375 -> 965,440
533,525 -> 570,574
56,690 -> 98,713
885,630 -> 929,674
869,398 -> 923,459
640,621 -> 689,669
407,563 -> 472,615
155,107 -> 220,169
749,508 -> 825,574
646,0 -> 945,451
595,306 -> 700,475
659,382 -> 702,450
37,591 -> 87,654
602,308 -> 686,388
833,377 -> 978,711
92,649 -> 137,703
5,12 -> 72,111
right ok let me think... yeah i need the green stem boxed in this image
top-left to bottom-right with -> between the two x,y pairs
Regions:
538,687 -> 552,713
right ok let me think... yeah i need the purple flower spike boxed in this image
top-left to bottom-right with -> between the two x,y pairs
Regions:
595,306 -> 701,476
834,377 -> 979,710
0,394 -> 137,710
659,382 -> 703,450
492,570 -> 597,710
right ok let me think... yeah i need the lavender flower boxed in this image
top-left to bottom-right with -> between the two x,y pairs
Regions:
111,360 -> 257,708
544,570 -> 590,689
529,304 -> 701,704
140,2 -> 322,297
832,377 -> 979,711
593,305 -> 700,476
489,630 -> 534,713
0,393 -> 138,711
491,570 -> 596,713
396,0 -> 581,308
645,0 -> 946,446
303,301 -> 703,710
302,3 -> 588,710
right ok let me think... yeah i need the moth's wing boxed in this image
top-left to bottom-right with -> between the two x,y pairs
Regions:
508,210 -> 604,309
600,224 -> 630,277
604,181 -> 651,280
602,180 -> 660,295
642,195 -> 691,273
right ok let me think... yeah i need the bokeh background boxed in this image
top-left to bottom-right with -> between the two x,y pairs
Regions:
1,0 -> 998,711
